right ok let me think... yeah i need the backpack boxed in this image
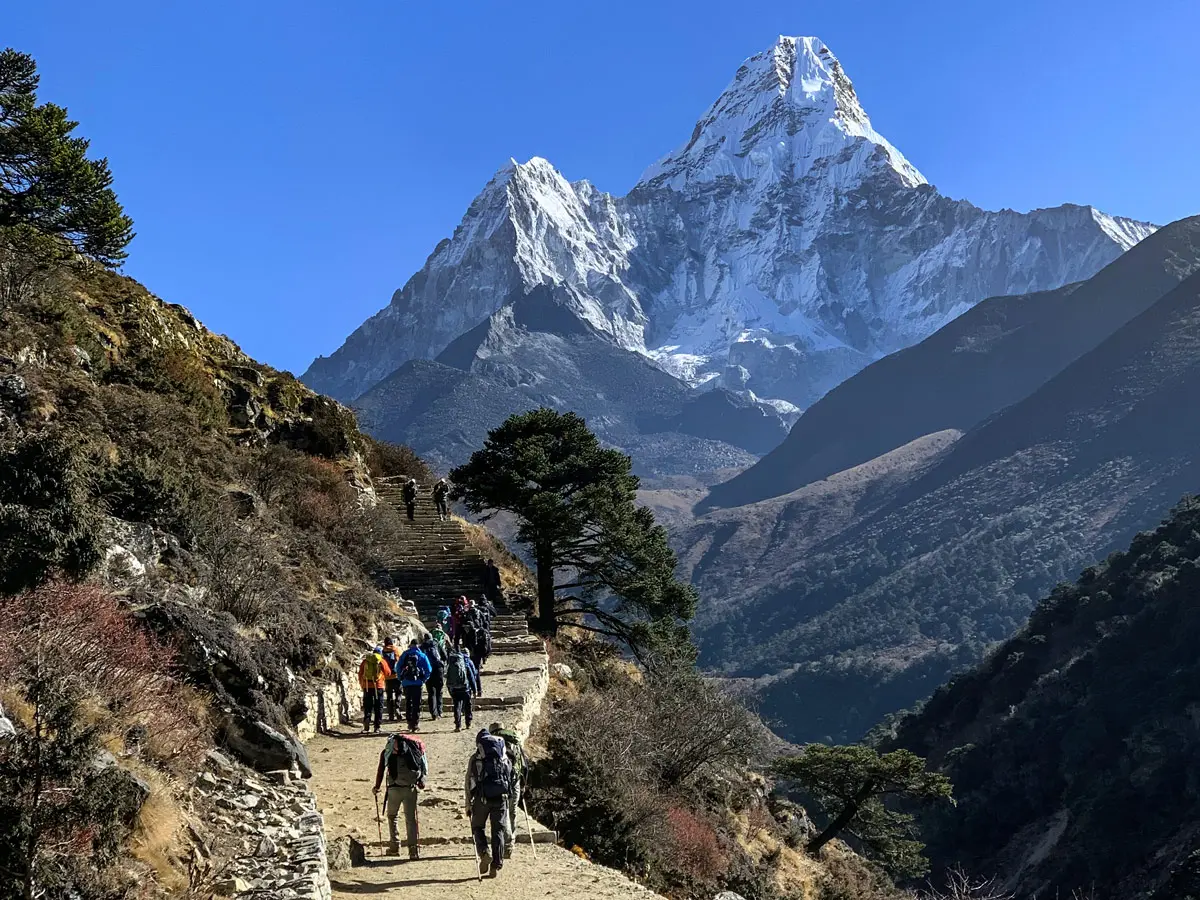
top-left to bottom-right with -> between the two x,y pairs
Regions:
362,653 -> 384,683
496,729 -> 527,781
474,734 -> 512,800
398,652 -> 421,683
402,482 -> 417,502
381,647 -> 400,677
476,628 -> 492,658
385,735 -> 424,787
422,640 -> 444,674
446,653 -> 469,690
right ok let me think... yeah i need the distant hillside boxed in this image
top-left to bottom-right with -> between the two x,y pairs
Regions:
889,497 -> 1200,900
674,216 -> 1200,744
705,216 -> 1200,511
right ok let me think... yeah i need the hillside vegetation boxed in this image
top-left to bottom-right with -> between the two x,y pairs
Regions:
670,216 -> 1200,744
890,496 -> 1200,900
0,246 -> 428,894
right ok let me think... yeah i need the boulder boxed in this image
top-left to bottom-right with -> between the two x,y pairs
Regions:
552,663 -> 574,681
223,717 -> 313,779
714,893 -> 749,900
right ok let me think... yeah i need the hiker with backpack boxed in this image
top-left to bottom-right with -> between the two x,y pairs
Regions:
489,722 -> 529,858
430,622 -> 450,658
445,646 -> 482,732
357,646 -> 392,733
465,728 -> 513,876
402,477 -> 418,521
450,595 -> 472,648
433,478 -> 450,520
373,732 -> 427,859
420,634 -> 446,720
380,637 -> 403,723
395,640 -> 432,731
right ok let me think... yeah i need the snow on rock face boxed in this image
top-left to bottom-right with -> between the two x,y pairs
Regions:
303,36 -> 1156,415
640,36 -> 925,190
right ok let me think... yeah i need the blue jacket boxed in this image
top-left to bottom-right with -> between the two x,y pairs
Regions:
397,647 -> 432,687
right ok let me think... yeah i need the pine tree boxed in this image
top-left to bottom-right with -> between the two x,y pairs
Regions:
450,408 -> 696,655
0,49 -> 134,268
775,744 -> 952,878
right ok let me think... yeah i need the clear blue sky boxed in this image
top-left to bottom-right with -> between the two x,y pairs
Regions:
7,0 -> 1198,375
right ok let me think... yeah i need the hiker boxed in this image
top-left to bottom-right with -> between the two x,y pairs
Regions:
489,722 -> 528,858
396,639 -> 432,732
373,732 -> 427,859
436,605 -> 451,630
430,621 -> 450,658
450,595 -> 472,648
433,478 -> 450,520
445,646 -> 482,732
402,477 -> 418,521
483,558 -> 503,606
463,604 -> 491,674
357,646 -> 391,733
380,636 -> 403,723
465,728 -> 513,876
420,633 -> 446,720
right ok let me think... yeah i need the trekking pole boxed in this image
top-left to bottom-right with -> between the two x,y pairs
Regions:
374,792 -> 384,856
521,794 -> 538,859
469,811 -> 484,883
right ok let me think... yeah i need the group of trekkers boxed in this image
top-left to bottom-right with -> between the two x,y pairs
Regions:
357,581 -> 502,734
371,721 -> 529,877
401,476 -> 451,522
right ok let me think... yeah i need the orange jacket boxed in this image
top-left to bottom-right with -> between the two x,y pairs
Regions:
358,652 -> 391,690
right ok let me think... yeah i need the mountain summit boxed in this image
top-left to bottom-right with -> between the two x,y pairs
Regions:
641,36 -> 924,190
304,37 -> 1154,473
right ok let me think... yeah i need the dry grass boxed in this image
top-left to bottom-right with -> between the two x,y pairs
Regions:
129,765 -> 188,892
455,516 -> 534,593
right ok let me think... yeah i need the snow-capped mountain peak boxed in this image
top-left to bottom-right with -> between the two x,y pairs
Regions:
303,37 -> 1155,471
639,36 -> 925,190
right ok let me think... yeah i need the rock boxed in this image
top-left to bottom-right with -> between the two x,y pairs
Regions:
223,717 -> 313,778
237,793 -> 262,810
714,894 -> 749,900
552,663 -> 574,681
70,345 -> 92,369
196,771 -> 219,788
205,749 -> 236,774
213,876 -> 250,895
0,703 -> 14,741
255,835 -> 278,858
265,769 -> 291,785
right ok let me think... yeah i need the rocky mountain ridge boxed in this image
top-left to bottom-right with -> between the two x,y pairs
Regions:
304,36 -> 1153,474
664,215 -> 1200,744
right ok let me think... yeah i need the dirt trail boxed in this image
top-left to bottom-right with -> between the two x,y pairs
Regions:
309,638 -> 662,899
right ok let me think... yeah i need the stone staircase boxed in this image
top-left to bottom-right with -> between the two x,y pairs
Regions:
373,477 -> 542,664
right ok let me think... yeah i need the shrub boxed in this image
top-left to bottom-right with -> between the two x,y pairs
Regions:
0,432 -> 102,593
0,581 -> 206,899
361,434 -> 432,482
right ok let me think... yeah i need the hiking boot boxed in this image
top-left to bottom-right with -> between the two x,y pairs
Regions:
504,845 -> 513,860
478,851 -> 491,875
387,841 -> 399,855
373,725 -> 381,733
454,725 -> 461,733
490,861 -> 502,877
362,724 -> 370,733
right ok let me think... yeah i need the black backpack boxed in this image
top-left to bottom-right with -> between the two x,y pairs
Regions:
398,653 -> 421,682
421,640 -> 444,674
386,735 -> 424,786
475,734 -> 511,799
